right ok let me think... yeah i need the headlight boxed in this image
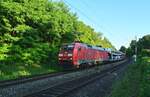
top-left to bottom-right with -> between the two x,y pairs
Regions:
59,54 -> 63,56
68,54 -> 72,56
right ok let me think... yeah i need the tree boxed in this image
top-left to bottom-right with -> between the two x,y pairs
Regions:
0,0 -> 114,67
119,46 -> 126,53
138,35 -> 150,50
126,34 -> 150,56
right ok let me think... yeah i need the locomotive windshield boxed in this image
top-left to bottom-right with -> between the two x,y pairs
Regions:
61,44 -> 74,51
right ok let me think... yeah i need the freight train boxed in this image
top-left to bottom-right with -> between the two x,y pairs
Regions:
58,42 -> 125,69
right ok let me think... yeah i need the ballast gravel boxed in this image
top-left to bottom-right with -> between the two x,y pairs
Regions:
65,60 -> 132,97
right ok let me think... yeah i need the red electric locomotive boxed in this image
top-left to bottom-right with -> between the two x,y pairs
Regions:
58,42 -> 110,68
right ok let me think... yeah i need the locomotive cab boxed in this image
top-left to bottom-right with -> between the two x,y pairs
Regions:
58,44 -> 75,68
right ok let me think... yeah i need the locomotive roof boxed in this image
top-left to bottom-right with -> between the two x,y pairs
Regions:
77,42 -> 106,51
61,42 -> 124,55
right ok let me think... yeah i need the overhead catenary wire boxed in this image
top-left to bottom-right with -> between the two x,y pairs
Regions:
63,0 -> 97,27
63,0 -> 117,48
80,0 -> 117,39
63,0 -> 114,36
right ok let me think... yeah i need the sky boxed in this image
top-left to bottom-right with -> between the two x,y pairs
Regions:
60,0 -> 150,49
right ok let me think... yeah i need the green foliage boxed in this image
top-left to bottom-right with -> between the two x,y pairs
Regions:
0,0 -> 114,80
139,57 -> 150,97
109,56 -> 150,97
126,47 -> 134,57
127,34 -> 150,56
138,35 -> 150,52
119,46 -> 126,53
109,61 -> 141,97
110,34 -> 150,97
140,49 -> 150,57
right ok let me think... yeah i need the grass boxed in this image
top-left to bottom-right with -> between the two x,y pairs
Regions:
108,56 -> 150,97
0,63 -> 62,81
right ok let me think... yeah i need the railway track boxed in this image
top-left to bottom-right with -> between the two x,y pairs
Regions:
0,72 -> 67,88
0,60 -> 123,88
24,60 -> 129,97
0,59 -> 128,97
0,65 -> 102,88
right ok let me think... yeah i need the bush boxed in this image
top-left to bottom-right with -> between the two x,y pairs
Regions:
141,49 -> 150,57
109,56 -> 150,97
